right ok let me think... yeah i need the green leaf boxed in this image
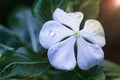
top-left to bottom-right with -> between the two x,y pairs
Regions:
101,60 -> 120,80
76,0 -> 100,19
0,6 -> 49,80
0,47 -> 50,79
32,0 -> 72,54
72,0 -> 100,29
0,43 -> 14,58
32,0 -> 71,26
7,6 -> 40,52
45,66 -> 105,80
0,62 -> 49,79
0,25 -> 24,49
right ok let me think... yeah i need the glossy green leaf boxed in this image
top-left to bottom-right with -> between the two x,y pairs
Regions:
72,0 -> 100,29
0,62 -> 49,79
32,0 -> 71,26
101,60 -> 120,80
0,47 -> 50,79
6,78 -> 44,80
0,25 -> 24,49
7,7 -> 40,52
79,0 -> 100,19
0,6 -> 49,80
0,43 -> 14,59
45,66 -> 105,80
0,1 -> 108,80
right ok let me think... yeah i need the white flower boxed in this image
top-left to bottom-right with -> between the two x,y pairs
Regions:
39,8 -> 106,70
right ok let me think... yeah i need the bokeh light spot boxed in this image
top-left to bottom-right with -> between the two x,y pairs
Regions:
115,0 -> 120,6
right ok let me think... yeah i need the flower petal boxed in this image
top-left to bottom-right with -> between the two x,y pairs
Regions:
39,20 -> 73,49
53,8 -> 84,31
77,37 -> 104,70
48,36 -> 76,70
80,19 -> 106,47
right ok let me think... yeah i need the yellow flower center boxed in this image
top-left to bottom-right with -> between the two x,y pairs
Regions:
74,31 -> 80,38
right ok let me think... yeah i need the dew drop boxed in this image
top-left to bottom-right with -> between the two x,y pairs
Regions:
94,45 -> 99,50
90,20 -> 96,26
50,49 -> 54,53
69,14 -> 72,17
50,23 -> 55,27
93,31 -> 97,34
48,49 -> 55,58
76,15 -> 81,18
77,16 -> 81,18
97,29 -> 100,32
49,30 -> 56,37
90,22 -> 95,26
63,18 -> 67,22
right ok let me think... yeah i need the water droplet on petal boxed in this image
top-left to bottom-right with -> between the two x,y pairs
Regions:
50,23 -> 55,27
50,49 -> 54,53
69,14 -> 72,17
90,22 -> 95,26
77,15 -> 81,18
89,20 -> 97,26
94,45 -> 99,50
63,18 -> 67,22
93,31 -> 97,34
98,29 -> 100,32
49,30 -> 56,37
49,49 -> 55,58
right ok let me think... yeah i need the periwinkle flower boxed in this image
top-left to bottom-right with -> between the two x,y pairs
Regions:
39,8 -> 106,70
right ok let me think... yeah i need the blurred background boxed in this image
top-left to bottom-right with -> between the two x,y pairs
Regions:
98,0 -> 120,65
0,0 -> 120,65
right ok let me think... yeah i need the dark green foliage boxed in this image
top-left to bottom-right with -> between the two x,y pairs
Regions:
7,7 -> 41,52
0,0 -> 120,80
101,60 -> 120,80
0,48 -> 50,80
0,25 -> 24,49
32,0 -> 71,26
72,0 -> 100,29
46,66 -> 105,80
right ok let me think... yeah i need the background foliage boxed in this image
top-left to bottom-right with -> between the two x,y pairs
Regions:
0,0 -> 120,80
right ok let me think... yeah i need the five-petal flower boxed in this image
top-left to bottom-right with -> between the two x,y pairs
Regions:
39,8 -> 106,70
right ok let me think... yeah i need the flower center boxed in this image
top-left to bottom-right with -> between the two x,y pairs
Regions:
73,31 -> 80,38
